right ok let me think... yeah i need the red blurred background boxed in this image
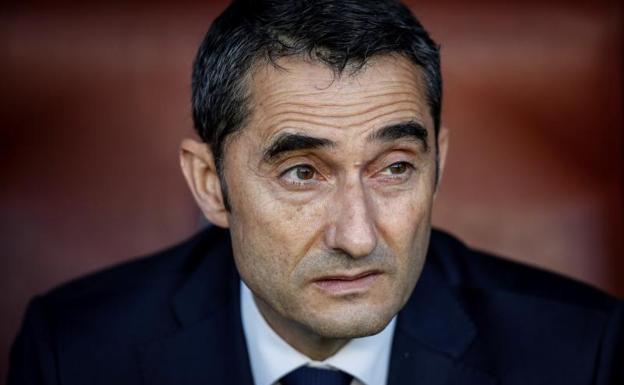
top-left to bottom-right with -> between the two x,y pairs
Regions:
1,0 -> 622,379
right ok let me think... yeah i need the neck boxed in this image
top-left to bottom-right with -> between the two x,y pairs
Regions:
253,295 -> 349,361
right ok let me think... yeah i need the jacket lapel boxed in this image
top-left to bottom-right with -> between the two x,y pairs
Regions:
388,260 -> 498,385
138,227 -> 254,385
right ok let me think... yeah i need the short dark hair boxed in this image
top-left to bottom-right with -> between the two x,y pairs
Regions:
191,0 -> 441,208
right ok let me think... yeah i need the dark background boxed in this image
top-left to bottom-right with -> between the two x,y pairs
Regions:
1,0 -> 622,380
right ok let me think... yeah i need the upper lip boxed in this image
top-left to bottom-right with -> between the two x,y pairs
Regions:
314,270 -> 381,281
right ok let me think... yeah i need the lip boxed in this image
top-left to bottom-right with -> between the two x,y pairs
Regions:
313,270 -> 382,295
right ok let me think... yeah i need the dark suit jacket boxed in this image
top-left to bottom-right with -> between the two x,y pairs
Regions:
9,227 -> 623,385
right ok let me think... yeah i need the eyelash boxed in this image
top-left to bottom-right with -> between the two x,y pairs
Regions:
379,161 -> 415,178
280,164 -> 320,188
279,161 -> 414,189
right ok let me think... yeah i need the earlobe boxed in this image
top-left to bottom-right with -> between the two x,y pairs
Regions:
179,138 -> 230,228
435,126 -> 450,188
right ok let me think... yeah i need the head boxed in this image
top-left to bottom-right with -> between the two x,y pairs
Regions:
180,0 -> 449,357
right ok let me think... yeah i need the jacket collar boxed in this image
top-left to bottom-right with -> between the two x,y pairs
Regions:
138,226 -> 254,385
171,226 -> 235,327
387,237 -> 497,384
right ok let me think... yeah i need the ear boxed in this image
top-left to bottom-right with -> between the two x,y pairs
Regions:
435,125 -> 450,189
179,138 -> 229,228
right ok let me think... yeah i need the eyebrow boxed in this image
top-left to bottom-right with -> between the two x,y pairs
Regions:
263,132 -> 335,162
262,120 -> 429,163
368,121 -> 429,152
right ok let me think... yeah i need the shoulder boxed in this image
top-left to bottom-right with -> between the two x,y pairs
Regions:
427,229 -> 623,383
35,226 -> 230,351
42,226 -> 224,309
33,226 -> 226,331
9,226 -> 232,383
429,228 -> 619,312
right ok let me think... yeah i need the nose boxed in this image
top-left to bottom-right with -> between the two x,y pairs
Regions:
325,178 -> 377,258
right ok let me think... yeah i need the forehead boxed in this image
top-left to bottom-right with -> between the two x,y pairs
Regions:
244,55 -> 432,142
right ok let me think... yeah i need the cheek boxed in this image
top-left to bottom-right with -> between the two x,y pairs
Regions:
229,179 -> 328,277
373,186 -> 433,298
375,187 -> 433,248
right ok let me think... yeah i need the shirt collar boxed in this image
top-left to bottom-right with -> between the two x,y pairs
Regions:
240,281 -> 396,385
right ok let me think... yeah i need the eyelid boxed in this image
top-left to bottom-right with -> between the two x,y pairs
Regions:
276,154 -> 331,178
280,164 -> 314,177
379,161 -> 413,173
279,164 -> 323,189
370,149 -> 417,172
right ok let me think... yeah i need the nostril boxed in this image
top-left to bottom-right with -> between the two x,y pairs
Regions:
333,220 -> 377,258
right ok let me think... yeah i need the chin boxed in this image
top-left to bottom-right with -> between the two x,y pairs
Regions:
305,304 -> 396,339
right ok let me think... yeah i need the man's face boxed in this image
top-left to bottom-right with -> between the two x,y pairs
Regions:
223,55 -> 442,341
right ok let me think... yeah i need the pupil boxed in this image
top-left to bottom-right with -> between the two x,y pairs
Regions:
296,166 -> 313,180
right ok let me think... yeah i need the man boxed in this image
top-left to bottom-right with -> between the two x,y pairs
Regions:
8,0 -> 623,384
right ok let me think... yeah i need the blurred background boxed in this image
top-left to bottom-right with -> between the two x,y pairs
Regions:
1,0 -> 622,379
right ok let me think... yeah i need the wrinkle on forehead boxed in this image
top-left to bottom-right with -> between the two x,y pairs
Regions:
265,98 -> 418,118
246,55 -> 432,144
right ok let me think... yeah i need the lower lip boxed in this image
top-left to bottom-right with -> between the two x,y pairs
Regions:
314,273 -> 380,294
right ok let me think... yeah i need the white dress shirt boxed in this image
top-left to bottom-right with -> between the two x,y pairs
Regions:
241,281 -> 396,385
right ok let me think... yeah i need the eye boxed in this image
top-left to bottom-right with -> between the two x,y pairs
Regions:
292,165 -> 315,180
381,161 -> 412,176
387,162 -> 408,175
280,164 -> 320,188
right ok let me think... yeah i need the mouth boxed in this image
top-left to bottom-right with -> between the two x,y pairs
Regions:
313,270 -> 382,295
